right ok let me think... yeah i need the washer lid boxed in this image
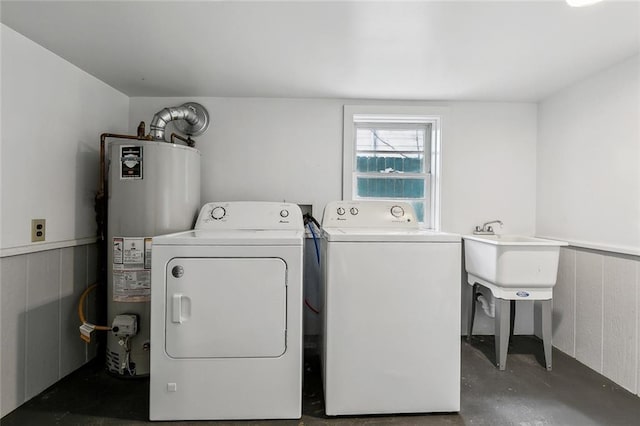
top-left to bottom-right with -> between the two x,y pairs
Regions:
153,229 -> 304,246
323,227 -> 460,243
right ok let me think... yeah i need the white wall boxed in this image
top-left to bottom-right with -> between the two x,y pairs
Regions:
0,24 -> 129,417
129,98 -> 537,235
443,102 -> 537,235
537,55 -> 640,396
537,54 -> 640,254
130,97 -> 538,335
1,24 -> 129,253
130,97 -> 344,220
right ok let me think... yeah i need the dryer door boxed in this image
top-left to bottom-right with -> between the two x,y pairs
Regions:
165,257 -> 287,358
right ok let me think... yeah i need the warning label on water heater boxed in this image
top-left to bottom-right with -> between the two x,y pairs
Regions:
112,237 -> 152,302
120,146 -> 143,180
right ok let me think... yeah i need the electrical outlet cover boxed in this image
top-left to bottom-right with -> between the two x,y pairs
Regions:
31,219 -> 46,242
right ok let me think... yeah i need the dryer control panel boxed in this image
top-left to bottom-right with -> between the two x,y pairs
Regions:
322,201 -> 418,228
195,201 -> 304,230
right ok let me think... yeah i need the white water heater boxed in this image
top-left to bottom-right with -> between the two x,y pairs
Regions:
106,140 -> 200,376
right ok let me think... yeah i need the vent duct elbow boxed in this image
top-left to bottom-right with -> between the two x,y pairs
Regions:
149,102 -> 209,142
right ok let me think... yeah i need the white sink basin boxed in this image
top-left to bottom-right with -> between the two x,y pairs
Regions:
463,234 -> 568,300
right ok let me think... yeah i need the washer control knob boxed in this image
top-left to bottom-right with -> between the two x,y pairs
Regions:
390,205 -> 405,218
336,207 -> 346,216
350,207 -> 359,215
210,206 -> 226,220
280,209 -> 289,218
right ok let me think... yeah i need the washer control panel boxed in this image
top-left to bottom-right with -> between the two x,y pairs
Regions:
390,205 -> 405,218
195,202 -> 304,230
322,201 -> 418,228
210,206 -> 226,220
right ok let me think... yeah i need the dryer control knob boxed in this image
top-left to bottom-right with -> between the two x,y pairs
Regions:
390,205 -> 405,218
280,209 -> 289,218
337,207 -> 346,216
172,265 -> 184,278
350,207 -> 359,215
210,206 -> 226,220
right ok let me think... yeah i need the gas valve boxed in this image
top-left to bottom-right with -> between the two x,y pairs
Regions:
111,314 -> 138,338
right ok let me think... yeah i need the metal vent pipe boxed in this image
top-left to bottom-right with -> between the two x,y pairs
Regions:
149,102 -> 209,141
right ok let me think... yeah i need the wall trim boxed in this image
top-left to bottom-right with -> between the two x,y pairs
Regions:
0,237 -> 98,258
537,236 -> 640,258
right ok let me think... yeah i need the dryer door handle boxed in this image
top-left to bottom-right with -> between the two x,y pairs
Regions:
172,293 -> 183,324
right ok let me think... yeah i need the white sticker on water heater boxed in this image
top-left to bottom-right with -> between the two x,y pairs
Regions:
113,237 -> 152,302
123,238 -> 144,265
113,268 -> 151,302
113,237 -> 123,264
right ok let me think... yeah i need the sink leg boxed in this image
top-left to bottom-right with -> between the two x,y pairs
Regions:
467,283 -> 478,341
510,300 -> 516,337
541,299 -> 553,371
495,298 -> 510,370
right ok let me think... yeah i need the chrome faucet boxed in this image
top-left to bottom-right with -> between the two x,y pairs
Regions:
473,220 -> 503,235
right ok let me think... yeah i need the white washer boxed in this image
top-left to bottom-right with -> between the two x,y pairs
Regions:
320,201 -> 461,416
149,201 -> 303,421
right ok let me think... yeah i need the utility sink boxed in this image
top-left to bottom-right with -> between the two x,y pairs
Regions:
463,234 -> 568,300
464,234 -> 568,371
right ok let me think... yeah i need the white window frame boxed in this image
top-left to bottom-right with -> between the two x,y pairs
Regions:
343,105 -> 446,230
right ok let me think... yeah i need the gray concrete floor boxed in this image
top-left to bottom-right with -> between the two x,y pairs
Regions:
2,336 -> 640,425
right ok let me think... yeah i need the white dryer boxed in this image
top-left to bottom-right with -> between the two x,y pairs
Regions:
320,201 -> 461,416
149,201 -> 303,421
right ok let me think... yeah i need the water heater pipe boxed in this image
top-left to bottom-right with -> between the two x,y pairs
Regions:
170,132 -> 195,147
148,102 -> 209,141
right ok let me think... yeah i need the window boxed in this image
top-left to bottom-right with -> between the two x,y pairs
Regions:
343,106 -> 443,229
